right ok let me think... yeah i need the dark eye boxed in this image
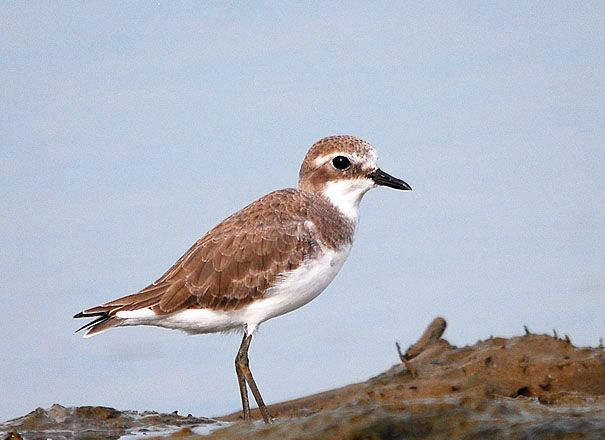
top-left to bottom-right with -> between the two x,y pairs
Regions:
332,156 -> 351,170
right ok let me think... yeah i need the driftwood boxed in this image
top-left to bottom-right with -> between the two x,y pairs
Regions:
395,317 -> 447,377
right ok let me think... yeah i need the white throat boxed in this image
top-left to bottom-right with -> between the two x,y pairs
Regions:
322,178 -> 374,222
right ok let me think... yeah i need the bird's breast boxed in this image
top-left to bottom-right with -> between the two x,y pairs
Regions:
239,244 -> 352,326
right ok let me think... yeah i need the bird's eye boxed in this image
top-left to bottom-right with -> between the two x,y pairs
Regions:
332,156 -> 351,170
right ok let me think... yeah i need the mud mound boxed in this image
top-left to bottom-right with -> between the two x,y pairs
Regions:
205,319 -> 605,439
222,319 -> 605,422
0,404 -> 219,439
3,319 -> 605,439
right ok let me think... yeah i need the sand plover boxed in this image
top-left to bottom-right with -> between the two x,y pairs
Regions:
74,135 -> 411,423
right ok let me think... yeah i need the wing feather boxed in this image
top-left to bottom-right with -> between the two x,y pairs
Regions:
75,189 -> 350,323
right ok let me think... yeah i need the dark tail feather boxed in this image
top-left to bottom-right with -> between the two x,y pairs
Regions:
74,311 -> 122,337
74,311 -> 106,319
74,313 -> 110,333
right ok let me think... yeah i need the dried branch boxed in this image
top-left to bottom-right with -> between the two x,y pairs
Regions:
395,317 -> 447,378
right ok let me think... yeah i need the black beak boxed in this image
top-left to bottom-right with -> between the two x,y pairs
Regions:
368,168 -> 412,191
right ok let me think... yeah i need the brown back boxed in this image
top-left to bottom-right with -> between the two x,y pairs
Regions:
84,189 -> 354,316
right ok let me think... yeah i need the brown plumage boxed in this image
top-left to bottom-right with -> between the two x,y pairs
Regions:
75,188 -> 354,334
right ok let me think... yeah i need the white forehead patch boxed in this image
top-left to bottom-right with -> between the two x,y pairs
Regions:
351,152 -> 378,171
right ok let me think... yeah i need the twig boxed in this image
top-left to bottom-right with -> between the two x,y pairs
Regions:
395,341 -> 418,378
395,317 -> 447,378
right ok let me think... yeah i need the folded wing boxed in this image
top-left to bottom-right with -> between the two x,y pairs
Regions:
74,190 -> 319,336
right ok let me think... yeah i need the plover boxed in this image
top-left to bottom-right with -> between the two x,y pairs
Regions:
74,135 -> 411,423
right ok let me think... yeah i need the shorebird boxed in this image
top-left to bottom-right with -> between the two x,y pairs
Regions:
74,135 -> 411,423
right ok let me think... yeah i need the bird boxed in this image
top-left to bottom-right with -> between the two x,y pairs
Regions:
74,135 -> 411,424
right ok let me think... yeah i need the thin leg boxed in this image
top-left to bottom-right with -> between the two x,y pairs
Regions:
235,333 -> 272,424
235,334 -> 251,420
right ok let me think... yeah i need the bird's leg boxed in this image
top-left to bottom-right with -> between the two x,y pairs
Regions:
235,333 -> 251,420
235,333 -> 272,424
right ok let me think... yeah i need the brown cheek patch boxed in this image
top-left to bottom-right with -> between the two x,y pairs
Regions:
343,163 -> 366,179
304,161 -> 368,193
305,166 -> 335,193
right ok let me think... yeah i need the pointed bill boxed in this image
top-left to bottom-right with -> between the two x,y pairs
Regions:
368,168 -> 412,190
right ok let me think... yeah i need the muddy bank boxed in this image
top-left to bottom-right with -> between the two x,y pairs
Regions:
206,396 -> 605,440
202,320 -> 605,439
3,319 -> 605,439
218,319 -> 605,424
0,405 -> 219,439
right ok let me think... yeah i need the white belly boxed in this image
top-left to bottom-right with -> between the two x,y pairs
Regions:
116,245 -> 351,335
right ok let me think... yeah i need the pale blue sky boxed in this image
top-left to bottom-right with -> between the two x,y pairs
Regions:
1,1 -> 604,422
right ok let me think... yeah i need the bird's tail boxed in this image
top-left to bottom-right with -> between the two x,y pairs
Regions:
74,284 -> 167,337
73,310 -> 123,337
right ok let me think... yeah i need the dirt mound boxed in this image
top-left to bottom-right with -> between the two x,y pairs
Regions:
3,318 -> 605,439
0,404 -> 218,439
222,319 -> 605,422
206,318 -> 605,439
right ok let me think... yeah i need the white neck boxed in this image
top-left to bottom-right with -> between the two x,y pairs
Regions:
322,178 -> 374,222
